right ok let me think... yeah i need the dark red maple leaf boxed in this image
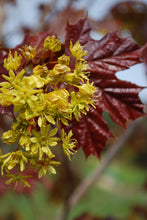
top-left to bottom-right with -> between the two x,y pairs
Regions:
65,18 -> 146,158
67,105 -> 112,158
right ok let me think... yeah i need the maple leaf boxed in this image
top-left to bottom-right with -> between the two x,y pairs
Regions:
67,105 -> 112,158
65,18 -> 145,158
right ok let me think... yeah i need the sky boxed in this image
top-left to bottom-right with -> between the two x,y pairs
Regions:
1,0 -> 147,103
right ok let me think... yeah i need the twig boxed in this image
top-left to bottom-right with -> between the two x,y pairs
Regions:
57,117 -> 144,220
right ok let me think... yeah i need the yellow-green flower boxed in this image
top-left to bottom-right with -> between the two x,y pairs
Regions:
61,129 -> 77,160
1,151 -> 28,175
38,158 -> 60,178
20,45 -> 36,60
58,54 -> 70,65
0,36 -> 98,186
77,81 -> 97,98
70,41 -> 88,60
33,64 -> 48,76
2,129 -> 19,144
45,89 -> 72,114
44,35 -> 61,52
4,51 -> 22,71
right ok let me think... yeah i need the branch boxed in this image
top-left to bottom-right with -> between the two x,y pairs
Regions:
57,117 -> 145,220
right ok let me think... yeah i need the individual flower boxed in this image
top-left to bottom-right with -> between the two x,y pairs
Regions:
38,156 -> 60,178
61,129 -> 77,160
45,89 -> 72,114
20,45 -> 36,60
70,41 -> 88,60
58,54 -> 70,65
32,64 -> 48,76
1,151 -> 28,175
44,35 -> 61,52
2,129 -> 19,144
3,51 -> 22,71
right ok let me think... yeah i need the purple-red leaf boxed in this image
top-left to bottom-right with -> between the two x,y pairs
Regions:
65,19 -> 142,75
68,106 -> 112,158
65,18 -> 145,158
93,78 -> 144,128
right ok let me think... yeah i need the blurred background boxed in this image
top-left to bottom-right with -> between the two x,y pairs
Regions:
0,0 -> 147,219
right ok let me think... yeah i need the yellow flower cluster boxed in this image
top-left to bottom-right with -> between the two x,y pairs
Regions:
0,36 -> 97,186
